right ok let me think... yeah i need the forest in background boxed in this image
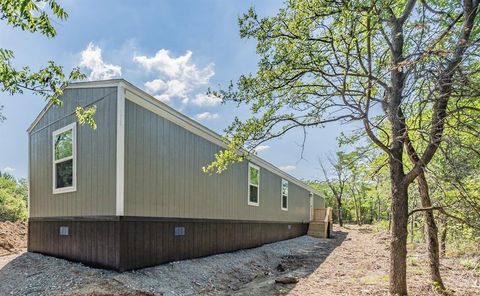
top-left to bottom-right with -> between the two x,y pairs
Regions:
0,172 -> 28,222
202,0 -> 479,293
307,122 -> 480,257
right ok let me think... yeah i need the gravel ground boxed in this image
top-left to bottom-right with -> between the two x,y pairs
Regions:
0,226 -> 478,295
0,234 -> 342,296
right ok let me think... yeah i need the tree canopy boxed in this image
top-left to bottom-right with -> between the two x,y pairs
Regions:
0,171 -> 27,221
0,0 -> 94,127
205,1 -> 479,294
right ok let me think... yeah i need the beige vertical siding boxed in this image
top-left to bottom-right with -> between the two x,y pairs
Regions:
29,82 -> 325,220
29,87 -> 117,217
314,194 -> 325,208
124,100 -> 315,222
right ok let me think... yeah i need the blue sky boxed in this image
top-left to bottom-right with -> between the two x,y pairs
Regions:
0,0 -> 352,180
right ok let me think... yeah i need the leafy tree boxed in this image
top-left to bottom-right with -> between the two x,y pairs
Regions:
0,172 -> 28,221
434,104 -> 480,233
317,146 -> 387,226
405,132 -> 446,289
347,157 -> 368,225
319,152 -> 349,226
425,102 -> 480,255
402,92 -> 480,290
205,1 -> 480,294
0,0 -> 95,127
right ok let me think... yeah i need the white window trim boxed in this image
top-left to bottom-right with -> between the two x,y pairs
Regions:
248,162 -> 260,206
281,179 -> 288,211
309,192 -> 314,221
52,122 -> 77,194
116,84 -> 125,215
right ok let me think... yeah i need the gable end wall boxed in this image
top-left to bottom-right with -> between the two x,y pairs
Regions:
29,87 -> 118,217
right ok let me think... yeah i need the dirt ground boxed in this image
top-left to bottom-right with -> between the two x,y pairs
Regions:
0,224 -> 478,295
0,221 -> 27,256
289,226 -> 479,296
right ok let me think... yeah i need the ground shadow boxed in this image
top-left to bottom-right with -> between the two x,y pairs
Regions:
228,230 -> 349,295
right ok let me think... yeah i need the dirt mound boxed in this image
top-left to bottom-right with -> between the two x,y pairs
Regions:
0,221 -> 27,256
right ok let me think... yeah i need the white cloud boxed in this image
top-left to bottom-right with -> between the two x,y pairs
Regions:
79,42 -> 122,80
194,112 -> 219,121
254,145 -> 270,153
134,50 -> 213,84
2,166 -> 15,173
145,79 -> 188,103
279,165 -> 296,172
134,49 -> 214,104
192,93 -> 222,107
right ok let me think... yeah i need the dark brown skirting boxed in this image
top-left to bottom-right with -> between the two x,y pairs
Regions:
28,217 -> 309,271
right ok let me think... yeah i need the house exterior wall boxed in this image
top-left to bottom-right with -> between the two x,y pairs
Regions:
124,99 -> 315,222
29,87 -> 118,217
314,193 -> 325,208
27,80 -> 326,271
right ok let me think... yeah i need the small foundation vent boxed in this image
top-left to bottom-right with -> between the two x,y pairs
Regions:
59,226 -> 69,236
174,227 -> 185,236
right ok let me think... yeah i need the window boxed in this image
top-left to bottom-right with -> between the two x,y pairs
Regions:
248,163 -> 260,206
281,179 -> 288,211
52,123 -> 76,194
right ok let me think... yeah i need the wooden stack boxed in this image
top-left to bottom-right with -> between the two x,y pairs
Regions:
307,207 -> 333,238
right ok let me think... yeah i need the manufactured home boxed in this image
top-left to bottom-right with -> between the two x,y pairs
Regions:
27,79 -> 326,271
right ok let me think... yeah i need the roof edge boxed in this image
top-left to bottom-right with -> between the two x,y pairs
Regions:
27,79 -> 123,133
119,80 -> 324,197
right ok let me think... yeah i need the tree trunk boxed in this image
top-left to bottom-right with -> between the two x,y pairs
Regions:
370,201 -> 375,224
389,157 -> 409,296
377,196 -> 382,222
336,198 -> 343,227
358,197 -> 363,226
351,187 -> 362,225
417,172 -> 445,291
353,196 -> 360,225
440,216 -> 447,257
388,210 -> 392,233
410,196 -> 417,245
357,191 -> 363,225
410,212 -> 415,245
